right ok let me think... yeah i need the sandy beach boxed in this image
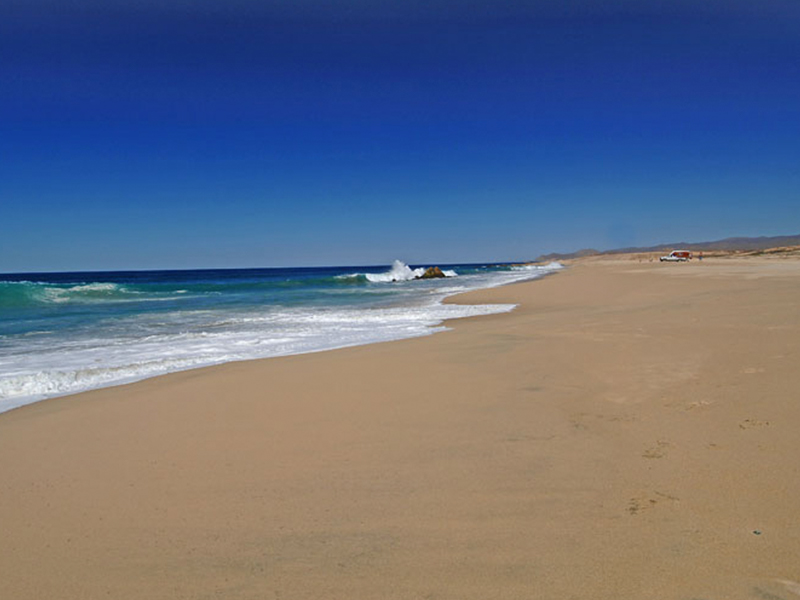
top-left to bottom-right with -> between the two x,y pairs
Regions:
1,256 -> 799,599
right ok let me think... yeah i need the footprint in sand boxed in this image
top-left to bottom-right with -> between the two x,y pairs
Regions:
627,491 -> 679,515
627,497 -> 655,515
740,419 -> 770,430
642,440 -> 671,459
685,399 -> 713,410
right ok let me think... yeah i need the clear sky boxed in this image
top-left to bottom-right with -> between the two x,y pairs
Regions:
2,0 -> 799,271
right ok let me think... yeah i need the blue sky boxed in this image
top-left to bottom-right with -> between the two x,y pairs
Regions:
2,0 -> 799,271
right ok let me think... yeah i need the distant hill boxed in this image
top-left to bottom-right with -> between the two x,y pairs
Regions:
537,234 -> 800,262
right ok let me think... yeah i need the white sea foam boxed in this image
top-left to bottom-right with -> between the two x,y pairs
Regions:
511,261 -> 564,271
9,281 -> 136,304
364,260 -> 458,283
0,302 -> 515,412
365,260 -> 426,282
0,261 -> 564,413
45,282 -> 124,301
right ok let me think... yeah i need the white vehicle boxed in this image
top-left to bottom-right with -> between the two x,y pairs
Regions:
660,250 -> 692,262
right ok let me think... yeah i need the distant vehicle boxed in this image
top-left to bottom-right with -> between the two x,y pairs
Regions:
660,250 -> 693,262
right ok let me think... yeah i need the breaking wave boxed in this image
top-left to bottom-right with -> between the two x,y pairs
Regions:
364,260 -> 457,283
0,281 -> 140,308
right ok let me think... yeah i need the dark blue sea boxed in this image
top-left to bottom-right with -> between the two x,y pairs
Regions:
0,260 -> 562,412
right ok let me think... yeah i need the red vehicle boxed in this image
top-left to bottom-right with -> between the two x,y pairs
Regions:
660,250 -> 693,262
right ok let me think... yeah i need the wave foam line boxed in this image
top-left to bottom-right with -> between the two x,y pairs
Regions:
0,261 -> 565,413
0,302 -> 516,413
365,260 -> 457,283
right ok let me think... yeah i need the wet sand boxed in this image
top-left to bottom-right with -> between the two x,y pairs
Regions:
2,257 -> 799,599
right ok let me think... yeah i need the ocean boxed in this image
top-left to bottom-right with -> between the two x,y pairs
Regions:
0,260 -> 562,413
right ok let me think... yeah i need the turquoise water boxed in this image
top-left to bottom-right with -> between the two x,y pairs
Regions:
0,260 -> 562,412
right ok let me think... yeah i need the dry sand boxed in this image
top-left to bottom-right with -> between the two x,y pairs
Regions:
1,257 -> 799,599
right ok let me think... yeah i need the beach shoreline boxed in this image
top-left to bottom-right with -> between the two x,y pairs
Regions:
0,262 -> 561,413
2,255 -> 799,599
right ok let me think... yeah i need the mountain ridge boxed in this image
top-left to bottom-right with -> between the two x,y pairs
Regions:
537,234 -> 800,262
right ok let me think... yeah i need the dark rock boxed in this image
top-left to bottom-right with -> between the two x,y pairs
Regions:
418,266 -> 446,279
